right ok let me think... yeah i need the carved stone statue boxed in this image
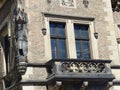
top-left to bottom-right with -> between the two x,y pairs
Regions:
13,8 -> 28,75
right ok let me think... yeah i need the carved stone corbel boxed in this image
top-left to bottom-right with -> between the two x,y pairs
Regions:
55,81 -> 62,87
80,81 -> 88,90
54,81 -> 62,90
104,81 -> 113,90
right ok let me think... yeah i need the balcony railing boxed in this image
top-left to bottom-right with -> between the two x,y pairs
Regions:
46,59 -> 114,82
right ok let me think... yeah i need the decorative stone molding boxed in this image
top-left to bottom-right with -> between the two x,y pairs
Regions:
83,0 -> 89,8
61,62 -> 106,73
60,0 -> 76,8
46,59 -> 114,81
46,59 -> 114,89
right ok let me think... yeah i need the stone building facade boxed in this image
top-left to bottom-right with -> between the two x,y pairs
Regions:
0,0 -> 120,90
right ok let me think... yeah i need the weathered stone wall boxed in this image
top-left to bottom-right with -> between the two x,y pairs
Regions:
22,0 -> 120,90
25,0 -> 119,64
112,10 -> 120,90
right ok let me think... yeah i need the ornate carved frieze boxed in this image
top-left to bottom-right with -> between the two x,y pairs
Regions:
61,62 -> 106,73
46,59 -> 114,89
46,59 -> 114,80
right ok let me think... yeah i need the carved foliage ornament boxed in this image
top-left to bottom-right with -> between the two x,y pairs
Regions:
61,62 -> 106,73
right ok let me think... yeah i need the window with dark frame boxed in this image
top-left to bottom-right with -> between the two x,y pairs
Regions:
50,22 -> 67,59
74,24 -> 90,59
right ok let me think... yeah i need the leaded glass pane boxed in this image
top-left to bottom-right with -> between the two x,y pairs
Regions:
59,39 -> 67,58
50,23 -> 56,36
50,22 -> 67,59
51,39 -> 57,52
80,26 -> 89,39
82,41 -> 89,53
74,24 -> 90,59
74,25 -> 80,38
57,24 -> 65,36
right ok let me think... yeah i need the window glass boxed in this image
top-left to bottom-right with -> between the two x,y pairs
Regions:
74,25 -> 80,38
50,23 -> 56,36
80,26 -> 89,39
57,24 -> 65,36
51,39 -> 57,52
74,24 -> 90,59
59,39 -> 67,58
50,22 -> 67,59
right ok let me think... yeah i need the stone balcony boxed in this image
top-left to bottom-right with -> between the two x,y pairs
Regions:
46,59 -> 115,85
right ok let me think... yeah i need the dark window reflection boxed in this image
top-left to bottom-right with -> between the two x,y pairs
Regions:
74,24 -> 90,59
50,22 -> 67,59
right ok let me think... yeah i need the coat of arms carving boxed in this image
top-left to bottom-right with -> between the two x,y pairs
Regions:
60,0 -> 76,7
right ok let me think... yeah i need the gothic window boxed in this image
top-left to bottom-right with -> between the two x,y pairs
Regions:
74,24 -> 90,59
50,22 -> 67,59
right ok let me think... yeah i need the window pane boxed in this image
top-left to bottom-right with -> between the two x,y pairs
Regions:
75,40 -> 81,51
52,52 -> 57,59
51,39 -> 58,59
50,23 -> 56,35
50,22 -> 67,59
74,25 -> 80,38
51,39 -> 57,51
80,26 -> 89,39
74,24 -> 90,59
77,52 -> 82,59
82,41 -> 89,52
84,53 -> 90,59
57,24 -> 65,36
58,39 -> 67,58
82,41 -> 90,59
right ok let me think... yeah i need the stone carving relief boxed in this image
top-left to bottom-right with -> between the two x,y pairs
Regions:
60,0 -> 76,7
61,62 -> 106,73
13,0 -> 28,75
